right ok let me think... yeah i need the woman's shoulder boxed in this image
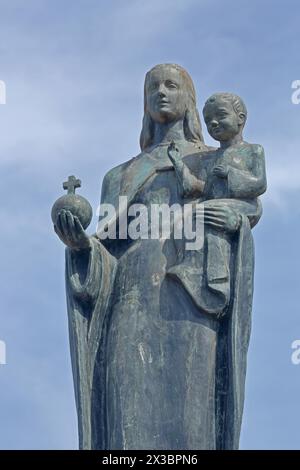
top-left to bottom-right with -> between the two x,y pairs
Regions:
101,151 -> 146,202
103,152 -> 144,182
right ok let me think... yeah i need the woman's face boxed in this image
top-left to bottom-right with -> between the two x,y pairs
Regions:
145,67 -> 189,124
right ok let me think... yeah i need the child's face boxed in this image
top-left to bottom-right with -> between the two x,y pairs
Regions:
203,99 -> 241,142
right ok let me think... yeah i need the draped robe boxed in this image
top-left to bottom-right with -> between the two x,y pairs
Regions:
65,141 -> 261,449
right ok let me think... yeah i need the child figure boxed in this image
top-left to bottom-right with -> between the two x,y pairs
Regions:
167,92 -> 267,317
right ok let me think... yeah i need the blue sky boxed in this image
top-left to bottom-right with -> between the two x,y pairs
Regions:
0,0 -> 300,449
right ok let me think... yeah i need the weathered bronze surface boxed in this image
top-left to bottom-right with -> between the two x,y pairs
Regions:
52,64 -> 266,450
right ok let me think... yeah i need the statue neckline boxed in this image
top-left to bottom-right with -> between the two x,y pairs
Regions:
150,140 -> 201,149
155,141 -> 181,147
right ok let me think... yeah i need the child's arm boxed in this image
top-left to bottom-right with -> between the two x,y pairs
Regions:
226,144 -> 267,198
167,141 -> 205,198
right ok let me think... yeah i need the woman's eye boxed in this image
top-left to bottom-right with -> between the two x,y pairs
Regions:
165,81 -> 178,89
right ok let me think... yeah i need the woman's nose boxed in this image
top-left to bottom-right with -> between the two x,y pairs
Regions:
157,84 -> 166,96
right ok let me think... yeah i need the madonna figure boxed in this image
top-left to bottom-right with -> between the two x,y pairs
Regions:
53,64 -> 265,449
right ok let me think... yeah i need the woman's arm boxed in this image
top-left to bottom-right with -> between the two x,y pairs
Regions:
168,141 -> 205,198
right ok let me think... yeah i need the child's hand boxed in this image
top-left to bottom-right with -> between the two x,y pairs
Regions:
213,164 -> 228,178
167,140 -> 181,163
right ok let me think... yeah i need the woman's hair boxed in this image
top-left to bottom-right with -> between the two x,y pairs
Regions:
140,63 -> 204,151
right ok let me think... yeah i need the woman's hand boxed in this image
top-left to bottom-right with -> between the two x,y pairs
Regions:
167,140 -> 181,164
193,203 -> 241,233
54,209 -> 91,252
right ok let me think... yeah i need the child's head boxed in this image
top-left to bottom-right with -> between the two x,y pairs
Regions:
203,92 -> 247,143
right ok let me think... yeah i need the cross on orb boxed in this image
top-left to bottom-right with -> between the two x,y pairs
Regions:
63,175 -> 81,195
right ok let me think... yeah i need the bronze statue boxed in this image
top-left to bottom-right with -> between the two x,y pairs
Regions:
52,64 -> 266,450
